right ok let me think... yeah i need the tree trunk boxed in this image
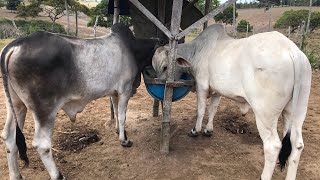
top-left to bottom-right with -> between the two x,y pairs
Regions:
75,8 -> 78,37
65,0 -> 70,35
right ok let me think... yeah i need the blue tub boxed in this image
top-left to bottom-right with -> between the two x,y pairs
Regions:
143,67 -> 194,102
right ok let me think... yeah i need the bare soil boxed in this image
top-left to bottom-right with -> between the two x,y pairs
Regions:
0,6 -> 320,180
0,71 -> 319,180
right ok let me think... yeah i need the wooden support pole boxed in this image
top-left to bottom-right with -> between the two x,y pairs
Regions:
233,2 -> 236,37
176,0 -> 237,40
113,0 -> 120,24
203,0 -> 211,29
160,0 -> 183,154
153,0 -> 167,117
153,100 -> 160,117
268,3 -> 272,31
129,0 -> 173,40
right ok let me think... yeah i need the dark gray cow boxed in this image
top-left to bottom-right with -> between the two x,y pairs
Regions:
0,23 -> 159,180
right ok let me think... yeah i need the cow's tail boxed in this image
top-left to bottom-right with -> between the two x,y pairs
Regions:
0,46 -> 29,165
278,47 -> 311,170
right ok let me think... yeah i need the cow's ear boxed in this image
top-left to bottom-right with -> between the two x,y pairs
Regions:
176,57 -> 192,67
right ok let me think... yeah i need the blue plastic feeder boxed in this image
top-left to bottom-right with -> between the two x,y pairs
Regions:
143,66 -> 194,102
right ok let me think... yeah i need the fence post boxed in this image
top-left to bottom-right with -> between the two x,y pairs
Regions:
233,2 -> 236,37
93,15 -> 99,37
246,22 -> 249,37
288,26 -> 291,38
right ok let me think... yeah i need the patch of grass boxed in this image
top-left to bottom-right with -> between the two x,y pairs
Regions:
304,49 -> 320,69
0,39 -> 13,50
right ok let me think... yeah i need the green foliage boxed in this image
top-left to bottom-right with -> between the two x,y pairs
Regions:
195,0 -> 219,13
303,49 -> 320,69
17,1 -> 42,18
87,0 -> 131,28
237,19 -> 253,32
274,10 -> 308,32
42,0 -> 66,23
310,12 -> 320,32
214,6 -> 238,25
6,0 -> 21,10
0,0 -> 6,8
275,10 -> 320,33
0,18 -> 65,38
236,1 -> 264,9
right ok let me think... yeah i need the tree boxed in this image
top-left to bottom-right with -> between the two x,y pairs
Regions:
87,0 -> 131,28
17,1 -> 42,18
42,0 -> 66,25
214,6 -> 238,25
67,0 -> 91,36
195,0 -> 220,13
0,0 -> 6,8
6,0 -> 21,11
274,10 -> 320,33
237,19 -> 253,32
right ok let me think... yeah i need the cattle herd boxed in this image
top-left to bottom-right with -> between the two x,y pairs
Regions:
0,23 -> 312,180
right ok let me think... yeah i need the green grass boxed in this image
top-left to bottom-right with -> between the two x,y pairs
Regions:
0,39 -> 13,50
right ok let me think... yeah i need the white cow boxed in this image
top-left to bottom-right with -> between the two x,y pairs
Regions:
152,24 -> 312,180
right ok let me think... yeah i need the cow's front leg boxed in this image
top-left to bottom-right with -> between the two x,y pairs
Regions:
203,94 -> 221,137
189,87 -> 208,137
117,93 -> 132,147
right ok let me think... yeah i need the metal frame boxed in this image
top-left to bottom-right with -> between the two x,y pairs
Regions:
127,0 -> 236,153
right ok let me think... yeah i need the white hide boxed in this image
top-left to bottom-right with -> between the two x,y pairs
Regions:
152,24 -> 312,180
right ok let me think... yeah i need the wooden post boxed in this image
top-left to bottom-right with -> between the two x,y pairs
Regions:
160,0 -> 183,154
203,0 -> 210,29
268,3 -> 272,31
153,0 -> 167,117
233,2 -> 236,37
246,22 -> 249,37
113,0 -> 120,24
288,26 -> 291,38
176,0 -> 237,40
93,15 -> 99,37
300,21 -> 306,49
153,100 -> 160,117
306,0 -> 312,34
129,0 -> 173,39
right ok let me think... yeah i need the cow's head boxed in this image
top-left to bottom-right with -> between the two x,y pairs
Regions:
152,44 -> 194,80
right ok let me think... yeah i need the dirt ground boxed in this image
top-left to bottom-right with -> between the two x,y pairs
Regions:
0,70 -> 319,180
0,5 -> 320,180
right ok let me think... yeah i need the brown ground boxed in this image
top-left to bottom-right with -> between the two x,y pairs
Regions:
0,71 -> 319,180
0,6 -> 320,180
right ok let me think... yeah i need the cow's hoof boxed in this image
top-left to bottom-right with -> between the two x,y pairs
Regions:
188,127 -> 199,137
121,140 -> 133,147
202,129 -> 213,137
58,171 -> 67,180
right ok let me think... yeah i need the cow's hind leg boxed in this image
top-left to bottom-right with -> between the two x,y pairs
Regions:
203,94 -> 221,137
110,95 -> 119,133
117,92 -> 132,147
254,112 -> 282,180
1,90 -> 27,180
281,96 -> 309,180
31,109 -> 65,180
